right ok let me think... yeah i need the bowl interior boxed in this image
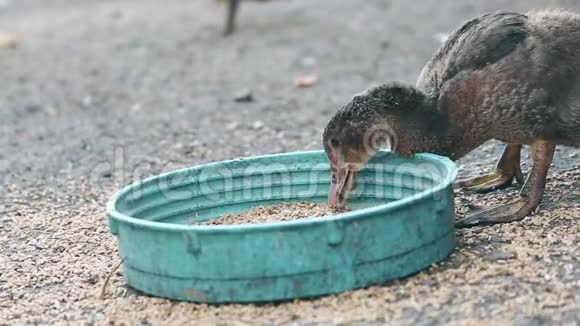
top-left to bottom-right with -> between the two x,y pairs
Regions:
112,151 -> 453,225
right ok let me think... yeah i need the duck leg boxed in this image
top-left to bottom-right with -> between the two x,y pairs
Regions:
456,140 -> 556,227
455,144 -> 524,193
224,0 -> 240,35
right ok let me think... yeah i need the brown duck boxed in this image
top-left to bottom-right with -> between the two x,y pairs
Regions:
323,10 -> 580,227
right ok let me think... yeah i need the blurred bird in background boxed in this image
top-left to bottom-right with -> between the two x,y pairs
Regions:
221,0 -> 271,35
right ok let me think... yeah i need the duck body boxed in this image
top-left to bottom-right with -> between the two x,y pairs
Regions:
418,10 -> 580,158
323,10 -> 580,227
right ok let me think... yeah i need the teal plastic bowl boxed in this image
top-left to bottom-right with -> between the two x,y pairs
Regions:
107,151 -> 457,303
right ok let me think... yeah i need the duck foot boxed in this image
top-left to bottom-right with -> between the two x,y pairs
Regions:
455,198 -> 532,227
455,171 -> 520,193
455,144 -> 524,193
456,140 -> 556,228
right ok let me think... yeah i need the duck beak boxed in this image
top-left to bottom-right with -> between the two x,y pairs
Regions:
329,165 -> 358,206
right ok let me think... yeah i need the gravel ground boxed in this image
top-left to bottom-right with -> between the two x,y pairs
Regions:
0,0 -> 579,324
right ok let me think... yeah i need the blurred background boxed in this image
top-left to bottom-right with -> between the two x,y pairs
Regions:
1,0 -> 579,189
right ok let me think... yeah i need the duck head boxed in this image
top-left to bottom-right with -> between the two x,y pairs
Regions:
322,83 -> 447,206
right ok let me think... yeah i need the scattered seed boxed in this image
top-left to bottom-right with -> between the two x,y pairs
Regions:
193,202 -> 349,225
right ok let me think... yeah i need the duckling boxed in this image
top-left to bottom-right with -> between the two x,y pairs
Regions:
323,10 -> 580,227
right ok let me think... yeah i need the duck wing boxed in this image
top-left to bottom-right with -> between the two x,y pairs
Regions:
417,11 -> 528,97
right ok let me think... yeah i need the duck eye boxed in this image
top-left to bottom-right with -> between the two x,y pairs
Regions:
330,138 -> 340,148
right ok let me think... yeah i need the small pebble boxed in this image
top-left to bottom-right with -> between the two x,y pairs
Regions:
233,89 -> 253,102
484,250 -> 515,261
225,121 -> 240,130
379,40 -> 390,49
251,120 -> 264,130
82,96 -> 93,107
293,75 -> 319,88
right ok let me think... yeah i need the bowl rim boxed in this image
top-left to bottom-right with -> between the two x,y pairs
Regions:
106,151 -> 457,232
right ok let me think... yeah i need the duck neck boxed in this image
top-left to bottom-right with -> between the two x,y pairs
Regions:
401,95 -> 473,161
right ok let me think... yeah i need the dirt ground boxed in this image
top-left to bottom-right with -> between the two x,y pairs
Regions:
0,0 -> 578,324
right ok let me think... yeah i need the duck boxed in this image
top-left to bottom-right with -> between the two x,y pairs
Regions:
322,10 -> 580,227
